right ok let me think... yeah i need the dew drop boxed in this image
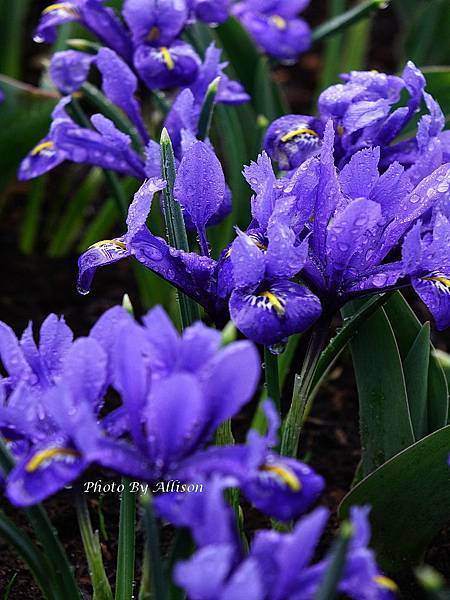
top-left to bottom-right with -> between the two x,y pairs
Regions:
76,284 -> 90,296
268,341 -> 287,356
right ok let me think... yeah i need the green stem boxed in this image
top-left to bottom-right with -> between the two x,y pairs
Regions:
160,128 -> 200,328
115,478 -> 137,600
74,492 -> 113,600
312,0 -> 388,43
317,0 -> 347,92
264,346 -> 280,410
141,495 -> 168,600
280,320 -> 330,457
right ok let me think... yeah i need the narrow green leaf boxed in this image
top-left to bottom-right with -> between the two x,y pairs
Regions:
19,176 -> 47,255
48,168 -> 103,257
342,303 -> 414,476
115,479 -> 136,600
340,425 -> 450,572
0,511 -> 55,599
383,292 -> 449,432
312,0 -> 388,43
310,293 -> 393,396
75,492 -> 113,600
0,0 -> 31,78
3,572 -> 18,600
160,128 -> 200,328
404,323 -> 431,440
141,495 -> 168,600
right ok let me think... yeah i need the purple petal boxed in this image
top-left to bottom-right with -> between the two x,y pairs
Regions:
126,178 -> 166,239
123,0 -> 188,46
413,276 -> 450,330
174,141 -> 225,241
39,314 -> 74,378
146,373 -> 206,470
230,231 -> 266,288
133,41 -> 200,90
96,47 -> 149,143
339,147 -> 380,199
229,281 -> 322,345
243,152 -> 277,229
49,50 -> 94,93
77,237 -> 129,294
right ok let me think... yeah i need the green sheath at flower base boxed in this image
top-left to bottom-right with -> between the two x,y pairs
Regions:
314,522 -> 353,600
197,76 -> 220,141
160,128 -> 200,328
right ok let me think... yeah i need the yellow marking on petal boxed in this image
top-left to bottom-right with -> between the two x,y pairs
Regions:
270,15 -> 287,30
42,3 -> 78,16
337,125 -> 345,136
261,464 -> 301,492
373,576 -> 399,592
260,291 -> 285,316
160,47 -> 175,70
255,242 -> 267,251
281,127 -> 319,143
26,447 -> 80,473
31,141 -> 55,156
147,26 -> 160,42
225,247 -> 232,259
88,239 -> 127,251
423,276 -> 450,288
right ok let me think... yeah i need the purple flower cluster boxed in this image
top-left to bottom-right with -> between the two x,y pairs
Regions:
0,306 -> 322,519
78,64 -> 450,346
157,477 -> 396,599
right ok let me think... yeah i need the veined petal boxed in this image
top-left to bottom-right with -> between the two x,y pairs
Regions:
231,230 -> 266,289
174,141 -> 225,238
96,47 -> 149,143
339,147 -> 380,199
229,281 -> 321,345
413,275 -> 450,331
77,237 -> 129,294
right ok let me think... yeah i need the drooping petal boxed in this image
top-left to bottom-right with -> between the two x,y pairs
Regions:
77,237 -> 129,294
133,41 -> 201,90
126,178 -> 166,239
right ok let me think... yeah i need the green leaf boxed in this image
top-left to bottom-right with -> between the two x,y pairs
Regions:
312,0 -> 388,43
0,77 -> 57,191
342,302 -> 414,476
0,0 -> 31,78
383,292 -> 449,432
115,479 -> 136,600
400,0 -> 450,66
339,425 -> 450,572
421,68 -> 450,120
404,323 -> 431,440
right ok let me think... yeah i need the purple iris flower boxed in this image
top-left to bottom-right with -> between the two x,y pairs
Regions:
0,315 -> 148,506
18,97 -> 147,181
123,0 -> 189,47
264,62 -> 450,172
159,475 -> 395,599
188,0 -> 230,24
232,0 -> 312,61
81,303 -> 261,479
77,148 -> 322,345
168,400 -> 325,521
272,122 -> 450,329
35,0 -> 133,61
49,50 -> 95,94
